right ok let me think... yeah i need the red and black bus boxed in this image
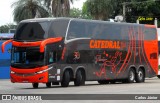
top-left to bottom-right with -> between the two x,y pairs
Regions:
1,18 -> 158,88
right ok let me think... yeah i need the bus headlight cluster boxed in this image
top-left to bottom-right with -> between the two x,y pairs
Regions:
36,67 -> 53,74
11,71 -> 15,74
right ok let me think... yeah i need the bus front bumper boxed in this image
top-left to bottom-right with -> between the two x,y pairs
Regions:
10,72 -> 48,83
10,66 -> 49,83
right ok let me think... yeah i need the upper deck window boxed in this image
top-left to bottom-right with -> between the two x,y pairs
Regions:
144,28 -> 157,40
48,19 -> 69,38
14,21 -> 50,41
67,20 -> 128,40
67,20 -> 90,40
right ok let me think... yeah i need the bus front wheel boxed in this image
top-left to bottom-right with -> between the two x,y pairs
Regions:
61,70 -> 70,87
32,83 -> 39,88
46,82 -> 51,88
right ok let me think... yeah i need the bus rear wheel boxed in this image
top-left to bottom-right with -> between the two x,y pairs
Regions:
74,70 -> 85,86
127,68 -> 135,83
135,68 -> 145,83
32,83 -> 39,88
61,70 -> 70,87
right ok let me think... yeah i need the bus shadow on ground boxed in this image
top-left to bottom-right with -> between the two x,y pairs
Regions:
20,81 -> 147,89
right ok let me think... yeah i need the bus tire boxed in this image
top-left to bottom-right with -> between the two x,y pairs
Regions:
127,68 -> 135,83
157,75 -> 160,79
135,68 -> 145,83
74,70 -> 85,86
32,83 -> 39,88
98,80 -> 109,84
46,82 -> 51,88
61,70 -> 70,87
110,80 -> 116,84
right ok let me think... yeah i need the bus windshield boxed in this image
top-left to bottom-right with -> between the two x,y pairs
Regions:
14,21 -> 50,41
11,47 -> 45,68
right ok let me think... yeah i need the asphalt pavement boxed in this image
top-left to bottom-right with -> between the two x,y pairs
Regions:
0,77 -> 160,103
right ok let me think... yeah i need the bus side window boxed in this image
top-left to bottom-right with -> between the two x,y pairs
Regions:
49,52 -> 54,64
48,20 -> 69,38
48,51 -> 62,64
49,52 -> 53,63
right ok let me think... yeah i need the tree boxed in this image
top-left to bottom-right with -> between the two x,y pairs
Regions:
84,0 -> 117,20
82,2 -> 92,19
83,0 -> 160,26
44,0 -> 74,17
69,8 -> 92,19
0,24 -> 17,33
69,8 -> 82,18
12,0 -> 49,23
122,0 -> 159,25
125,0 -> 160,25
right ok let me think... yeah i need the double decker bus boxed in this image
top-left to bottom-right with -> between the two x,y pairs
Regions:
1,18 -> 158,88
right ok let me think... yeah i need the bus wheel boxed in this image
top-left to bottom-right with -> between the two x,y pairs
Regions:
127,68 -> 135,83
135,68 -> 145,83
98,80 -> 109,84
32,83 -> 39,88
46,82 -> 51,88
74,70 -> 85,86
61,70 -> 70,87
110,80 -> 116,84
157,75 -> 160,79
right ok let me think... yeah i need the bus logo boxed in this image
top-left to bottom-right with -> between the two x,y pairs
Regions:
90,40 -> 121,49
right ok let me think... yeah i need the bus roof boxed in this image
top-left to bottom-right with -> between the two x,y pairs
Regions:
21,17 -> 144,25
20,17 -> 155,28
20,17 -> 71,23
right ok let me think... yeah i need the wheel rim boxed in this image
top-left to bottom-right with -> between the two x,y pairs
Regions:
130,71 -> 134,81
138,71 -> 143,80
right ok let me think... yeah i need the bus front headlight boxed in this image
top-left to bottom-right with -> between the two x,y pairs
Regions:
36,67 -> 53,74
11,71 -> 15,74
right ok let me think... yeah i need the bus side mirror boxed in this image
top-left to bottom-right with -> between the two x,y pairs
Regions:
40,37 -> 63,52
1,39 -> 13,53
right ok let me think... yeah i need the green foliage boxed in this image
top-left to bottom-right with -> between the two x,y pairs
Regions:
126,0 -> 160,24
69,8 -> 92,19
83,0 -> 160,26
84,0 -> 117,20
82,1 -> 93,19
0,24 -> 17,33
12,0 -> 49,23
0,25 -> 9,33
69,8 -> 82,18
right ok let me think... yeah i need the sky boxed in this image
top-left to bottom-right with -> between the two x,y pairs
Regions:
0,0 -> 86,26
